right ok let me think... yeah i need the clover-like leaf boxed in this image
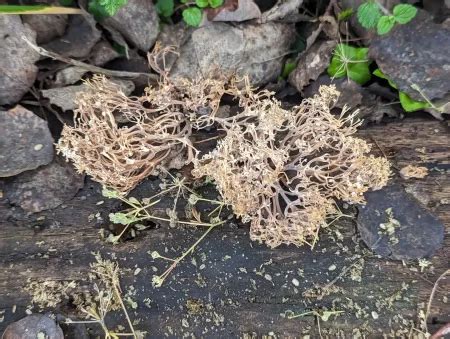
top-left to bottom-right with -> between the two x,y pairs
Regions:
196,0 -> 209,8
393,4 -> 417,24
182,7 -> 203,27
377,15 -> 396,35
208,0 -> 223,9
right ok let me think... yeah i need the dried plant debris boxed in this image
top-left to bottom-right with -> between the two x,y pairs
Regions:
57,69 -> 389,247
399,165 -> 428,179
193,85 -> 391,248
57,75 -> 194,193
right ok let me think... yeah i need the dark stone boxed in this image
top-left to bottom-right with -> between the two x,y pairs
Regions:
103,0 -> 159,51
43,15 -> 101,58
0,106 -> 54,177
0,16 -> 39,105
2,314 -> 63,339
357,184 -> 445,260
369,11 -> 450,101
4,157 -> 84,213
22,14 -> 67,44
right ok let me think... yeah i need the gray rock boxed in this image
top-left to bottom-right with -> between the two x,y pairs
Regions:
357,184 -> 445,260
53,66 -> 88,87
288,40 -> 336,93
43,15 -> 101,58
103,0 -> 159,51
5,157 -> 84,213
206,0 -> 261,22
89,40 -> 120,66
0,16 -> 40,105
170,22 -> 295,86
41,80 -> 135,111
2,314 -> 63,339
369,12 -> 450,101
22,14 -> 67,44
0,106 -> 54,177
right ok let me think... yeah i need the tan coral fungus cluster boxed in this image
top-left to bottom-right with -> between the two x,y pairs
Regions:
192,84 -> 390,248
57,72 -> 390,247
57,75 -> 194,193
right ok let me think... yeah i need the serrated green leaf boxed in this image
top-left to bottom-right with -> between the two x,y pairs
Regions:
99,0 -> 127,16
377,15 -> 395,35
338,8 -> 353,21
155,0 -> 174,17
196,0 -> 209,8
357,1 -> 382,29
88,0 -> 110,20
393,3 -> 417,24
399,91 -> 431,112
182,7 -> 202,27
208,0 -> 223,9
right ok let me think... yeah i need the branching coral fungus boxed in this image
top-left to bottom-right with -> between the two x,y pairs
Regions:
57,75 -> 194,193
193,84 -> 390,248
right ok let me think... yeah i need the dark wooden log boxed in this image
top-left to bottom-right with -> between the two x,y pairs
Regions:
0,118 -> 449,338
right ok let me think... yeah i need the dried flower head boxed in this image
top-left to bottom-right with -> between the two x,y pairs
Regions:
193,85 -> 391,248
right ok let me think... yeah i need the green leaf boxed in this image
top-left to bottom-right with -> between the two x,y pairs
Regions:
182,7 -> 203,27
347,62 -> 371,84
208,0 -> 223,9
357,1 -> 382,29
327,44 -> 371,85
109,212 -> 136,225
196,0 -> 209,8
393,4 -> 417,24
377,15 -> 396,35
338,8 -> 353,21
99,0 -> 127,16
399,91 -> 431,112
88,0 -> 111,20
156,0 -> 174,17
373,68 -> 398,88
280,60 -> 297,79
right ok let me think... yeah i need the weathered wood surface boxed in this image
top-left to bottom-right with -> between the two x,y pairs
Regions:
0,118 -> 449,338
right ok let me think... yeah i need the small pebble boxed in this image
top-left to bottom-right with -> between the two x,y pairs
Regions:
292,278 -> 300,286
328,264 -> 337,271
34,144 -> 43,151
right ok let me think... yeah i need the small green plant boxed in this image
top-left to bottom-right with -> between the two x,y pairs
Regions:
327,43 -> 372,85
156,0 -> 224,27
88,0 -> 128,20
357,1 -> 417,35
102,172 -> 227,286
373,68 -> 432,112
